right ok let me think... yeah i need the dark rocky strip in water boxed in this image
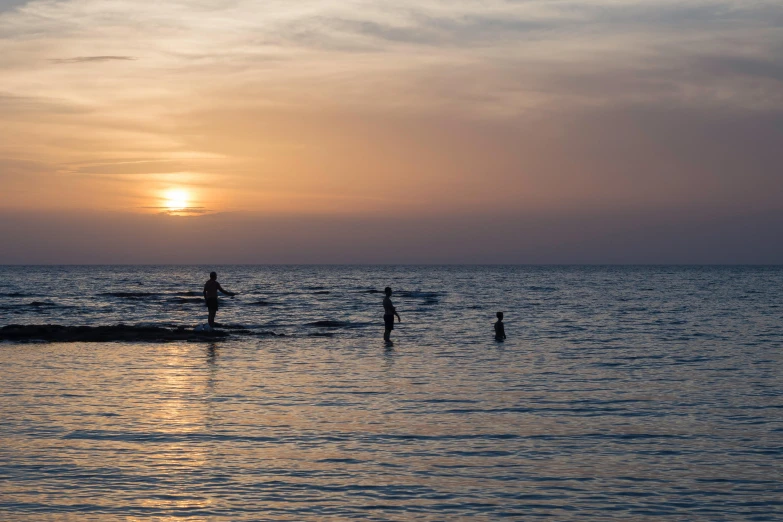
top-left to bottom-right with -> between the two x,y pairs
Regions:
0,324 -> 229,343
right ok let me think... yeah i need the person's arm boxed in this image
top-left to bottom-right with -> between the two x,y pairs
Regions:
501,324 -> 506,339
394,307 -> 401,322
203,284 -> 208,300
217,284 -> 236,297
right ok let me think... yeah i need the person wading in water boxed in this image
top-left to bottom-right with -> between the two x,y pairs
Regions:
204,271 -> 236,327
383,286 -> 401,344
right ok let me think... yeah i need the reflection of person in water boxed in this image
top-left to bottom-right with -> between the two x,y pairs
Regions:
383,287 -> 401,343
494,312 -> 506,341
203,271 -> 236,327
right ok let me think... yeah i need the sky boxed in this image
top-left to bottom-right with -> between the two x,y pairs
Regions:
1,0 -> 782,263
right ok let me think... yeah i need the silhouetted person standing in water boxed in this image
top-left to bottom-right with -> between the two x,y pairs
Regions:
383,287 -> 401,344
494,312 -> 506,341
204,271 -> 236,327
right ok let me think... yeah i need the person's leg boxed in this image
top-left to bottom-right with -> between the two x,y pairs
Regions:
384,327 -> 391,342
208,309 -> 216,327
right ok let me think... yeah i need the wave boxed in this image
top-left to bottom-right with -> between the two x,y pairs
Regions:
168,297 -> 204,304
0,301 -> 75,311
256,330 -> 286,337
307,320 -> 351,328
99,292 -> 156,299
208,323 -> 250,331
306,320 -> 373,329
397,291 -> 440,299
29,301 -> 64,307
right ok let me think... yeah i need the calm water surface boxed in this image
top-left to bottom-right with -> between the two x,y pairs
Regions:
1,266 -> 781,520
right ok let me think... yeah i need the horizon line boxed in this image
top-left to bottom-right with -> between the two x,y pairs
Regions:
2,263 -> 782,267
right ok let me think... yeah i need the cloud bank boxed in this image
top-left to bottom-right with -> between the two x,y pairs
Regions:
2,208 -> 782,264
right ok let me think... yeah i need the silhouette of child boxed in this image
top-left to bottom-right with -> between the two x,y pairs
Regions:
494,312 -> 506,341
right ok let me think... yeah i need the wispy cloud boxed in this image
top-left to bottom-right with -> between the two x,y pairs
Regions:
2,0 -> 780,114
141,206 -> 210,216
50,55 -> 136,64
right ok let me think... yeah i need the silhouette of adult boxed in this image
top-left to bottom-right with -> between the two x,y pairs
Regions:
383,287 -> 401,343
203,271 -> 236,327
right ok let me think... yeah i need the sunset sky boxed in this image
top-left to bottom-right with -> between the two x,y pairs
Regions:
2,0 -> 782,263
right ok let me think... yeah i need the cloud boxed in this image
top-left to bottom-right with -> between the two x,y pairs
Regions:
49,55 -> 137,64
0,92 -> 90,114
1,0 -> 780,114
0,0 -> 27,13
65,159 -> 201,176
141,206 -> 210,216
2,207 -> 783,264
0,156 -> 51,177
692,55 -> 783,83
276,14 -> 550,50
0,0 -> 781,254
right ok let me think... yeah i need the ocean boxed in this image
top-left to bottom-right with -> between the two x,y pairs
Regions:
1,265 -> 781,520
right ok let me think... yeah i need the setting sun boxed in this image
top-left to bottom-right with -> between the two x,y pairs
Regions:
164,189 -> 189,211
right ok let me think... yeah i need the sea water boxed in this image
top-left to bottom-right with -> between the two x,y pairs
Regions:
1,265 -> 781,520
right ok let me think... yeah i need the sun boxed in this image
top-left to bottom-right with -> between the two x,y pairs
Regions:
164,189 -> 189,211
